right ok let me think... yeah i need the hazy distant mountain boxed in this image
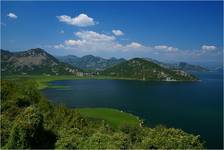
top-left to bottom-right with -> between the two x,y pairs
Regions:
1,48 -> 81,75
57,55 -> 126,70
144,58 -> 208,72
174,62 -> 209,72
102,58 -> 197,81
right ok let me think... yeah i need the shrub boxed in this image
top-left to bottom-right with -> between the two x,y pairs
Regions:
140,126 -> 204,149
5,107 -> 43,149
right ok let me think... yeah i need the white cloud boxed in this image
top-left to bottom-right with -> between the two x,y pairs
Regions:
57,13 -> 95,27
7,12 -> 17,19
201,45 -> 216,51
154,45 -> 178,52
64,40 -> 83,46
53,30 -> 145,53
154,45 -> 168,49
54,30 -> 117,51
54,44 -> 64,49
75,30 -> 115,42
52,29 -> 221,62
126,42 -> 143,49
112,30 -> 124,36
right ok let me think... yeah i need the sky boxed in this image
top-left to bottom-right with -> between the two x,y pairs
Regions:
1,1 -> 223,67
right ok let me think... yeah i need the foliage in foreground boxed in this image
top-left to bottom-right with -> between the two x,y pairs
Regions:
0,79 -> 204,149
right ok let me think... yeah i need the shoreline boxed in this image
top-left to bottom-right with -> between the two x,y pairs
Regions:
1,75 -> 199,90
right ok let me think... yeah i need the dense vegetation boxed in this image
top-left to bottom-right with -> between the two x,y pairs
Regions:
1,79 -> 204,149
102,58 -> 197,81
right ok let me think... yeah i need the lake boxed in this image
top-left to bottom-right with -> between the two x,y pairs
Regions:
43,72 -> 223,148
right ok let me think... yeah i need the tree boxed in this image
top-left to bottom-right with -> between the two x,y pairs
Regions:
5,107 -> 43,149
140,126 -> 204,149
1,80 -> 16,102
120,124 -> 142,143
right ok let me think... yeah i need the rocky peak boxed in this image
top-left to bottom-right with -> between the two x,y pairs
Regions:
26,48 -> 47,56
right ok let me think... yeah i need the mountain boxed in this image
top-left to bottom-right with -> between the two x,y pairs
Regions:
143,58 -> 173,69
57,55 -> 126,70
101,58 -> 197,81
173,62 -> 209,72
57,55 -> 80,64
144,58 -> 208,72
1,48 -> 81,75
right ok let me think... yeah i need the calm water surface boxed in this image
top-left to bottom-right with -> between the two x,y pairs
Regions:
43,72 -> 223,148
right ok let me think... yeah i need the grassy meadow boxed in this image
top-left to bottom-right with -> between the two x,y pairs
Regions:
77,108 -> 141,128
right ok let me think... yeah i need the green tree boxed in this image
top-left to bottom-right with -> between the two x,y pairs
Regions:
1,80 -> 16,102
55,128 -> 83,149
140,126 -> 204,149
120,124 -> 142,144
5,106 -> 43,149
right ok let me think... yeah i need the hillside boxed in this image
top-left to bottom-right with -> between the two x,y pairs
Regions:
101,58 -> 197,81
173,62 -> 208,72
1,48 -> 81,75
57,55 -> 126,70
144,58 -> 208,72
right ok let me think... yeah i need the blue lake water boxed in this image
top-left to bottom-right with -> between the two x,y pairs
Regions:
43,72 -> 223,148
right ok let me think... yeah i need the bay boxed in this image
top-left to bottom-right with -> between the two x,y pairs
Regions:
43,72 -> 223,148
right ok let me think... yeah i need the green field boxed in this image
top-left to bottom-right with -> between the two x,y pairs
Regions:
2,75 -> 82,89
2,74 -> 195,90
77,108 -> 142,128
2,75 -> 144,90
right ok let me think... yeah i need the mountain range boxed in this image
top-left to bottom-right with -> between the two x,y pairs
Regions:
1,48 -> 81,75
58,55 -> 208,72
1,48 -> 207,81
144,58 -> 208,72
57,55 -> 125,71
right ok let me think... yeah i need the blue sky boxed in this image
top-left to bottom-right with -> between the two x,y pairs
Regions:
1,1 -> 223,67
